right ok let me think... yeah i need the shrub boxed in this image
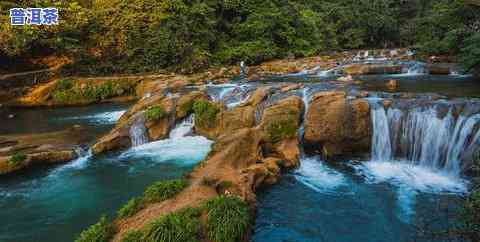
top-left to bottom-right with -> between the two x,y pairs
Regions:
75,216 -> 114,242
145,106 -> 166,121
8,153 -> 27,167
266,118 -> 297,143
204,196 -> 251,242
143,179 -> 188,203
193,100 -> 219,128
121,230 -> 143,242
141,207 -> 202,242
118,197 -> 145,219
55,79 -> 74,91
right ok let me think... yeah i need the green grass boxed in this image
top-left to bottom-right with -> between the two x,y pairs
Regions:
52,79 -> 135,104
141,207 -> 202,242
204,196 -> 251,242
266,118 -> 297,143
145,106 -> 166,121
8,153 -> 27,167
75,216 -> 114,242
117,197 -> 145,219
193,100 -> 219,128
143,179 -> 188,203
121,230 -> 143,242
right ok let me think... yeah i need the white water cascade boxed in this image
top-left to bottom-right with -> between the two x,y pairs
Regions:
169,115 -> 194,139
129,115 -> 149,147
370,104 -> 480,175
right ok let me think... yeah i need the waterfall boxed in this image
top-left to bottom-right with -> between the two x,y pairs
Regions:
370,104 -> 480,175
404,62 -> 427,75
169,115 -> 194,139
129,115 -> 149,147
298,87 -> 311,143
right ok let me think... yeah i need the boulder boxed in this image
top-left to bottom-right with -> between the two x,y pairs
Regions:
426,63 -> 454,75
342,64 -> 403,75
304,91 -> 371,157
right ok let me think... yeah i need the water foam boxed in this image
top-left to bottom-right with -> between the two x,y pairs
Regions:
60,110 -> 125,124
294,157 -> 347,194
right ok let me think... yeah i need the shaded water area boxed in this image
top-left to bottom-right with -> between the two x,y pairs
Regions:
0,104 -> 212,242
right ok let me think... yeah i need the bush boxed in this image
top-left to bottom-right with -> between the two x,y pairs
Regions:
266,118 -> 297,143
141,207 -> 202,242
118,197 -> 145,219
204,196 -> 251,242
143,179 -> 188,203
193,100 -> 219,128
8,153 -> 27,167
75,216 -> 114,242
145,106 -> 166,121
121,230 -> 143,242
52,79 -> 134,104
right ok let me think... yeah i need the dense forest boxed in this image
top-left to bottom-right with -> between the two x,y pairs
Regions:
0,0 -> 479,75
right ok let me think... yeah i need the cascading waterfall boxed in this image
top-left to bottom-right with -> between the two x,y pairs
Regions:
169,114 -> 194,139
129,115 -> 149,146
370,104 -> 480,175
298,87 -> 311,143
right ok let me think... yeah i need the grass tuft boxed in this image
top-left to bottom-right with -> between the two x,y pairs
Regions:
204,195 -> 251,242
145,106 -> 166,121
142,207 -> 202,242
193,100 -> 219,128
121,230 -> 143,242
8,153 -> 27,167
75,215 -> 114,242
143,179 -> 188,203
266,118 -> 297,143
117,197 -> 145,219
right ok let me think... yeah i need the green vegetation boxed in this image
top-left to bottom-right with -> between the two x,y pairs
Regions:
120,230 -> 143,242
141,207 -> 202,242
75,216 -> 114,242
193,100 -> 219,128
266,119 -> 297,143
117,197 -> 145,219
2,0 -> 478,74
145,106 -> 166,121
8,153 -> 27,167
143,179 -> 188,203
52,79 -> 134,104
204,195 -> 251,242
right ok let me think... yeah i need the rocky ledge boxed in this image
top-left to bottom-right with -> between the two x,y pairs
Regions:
0,126 -> 89,175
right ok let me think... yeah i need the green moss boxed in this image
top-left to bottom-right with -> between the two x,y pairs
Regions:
8,153 -> 27,167
52,79 -> 135,104
118,197 -> 145,219
266,118 -> 297,143
75,216 -> 114,242
145,106 -> 166,121
204,196 -> 251,242
193,100 -> 219,128
143,179 -> 188,203
121,230 -> 143,242
142,207 -> 202,242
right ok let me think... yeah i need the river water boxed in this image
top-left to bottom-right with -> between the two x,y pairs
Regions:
0,70 -> 478,242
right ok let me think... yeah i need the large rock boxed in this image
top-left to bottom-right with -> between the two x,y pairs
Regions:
342,64 -> 403,75
426,63 -> 454,75
304,91 -> 371,157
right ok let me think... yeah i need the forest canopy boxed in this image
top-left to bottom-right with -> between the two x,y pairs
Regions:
0,0 -> 479,74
